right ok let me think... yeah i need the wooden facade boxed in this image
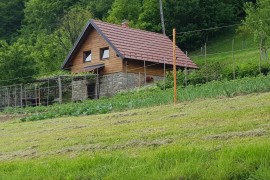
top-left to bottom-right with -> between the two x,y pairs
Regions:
70,30 -> 123,74
69,28 -> 177,77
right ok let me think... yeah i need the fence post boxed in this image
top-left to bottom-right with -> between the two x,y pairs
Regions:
173,28 -> 177,104
24,85 -> 27,107
47,79 -> 50,105
35,84 -> 37,106
144,60 -> 146,86
259,37 -> 262,74
58,76 -> 62,104
14,86 -> 17,108
232,38 -> 236,80
126,61 -> 128,91
20,84 -> 23,108
163,58 -> 166,90
7,88 -> 10,107
139,72 -> 141,88
38,86 -> 41,106
185,51 -> 188,88
204,43 -> 208,82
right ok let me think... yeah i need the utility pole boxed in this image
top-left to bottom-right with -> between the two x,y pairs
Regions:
173,28 -> 177,104
159,0 -> 166,35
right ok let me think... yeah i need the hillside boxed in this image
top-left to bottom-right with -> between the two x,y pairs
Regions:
1,92 -> 270,179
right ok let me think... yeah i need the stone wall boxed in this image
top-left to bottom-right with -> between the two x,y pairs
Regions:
72,80 -> 88,101
99,72 -> 163,97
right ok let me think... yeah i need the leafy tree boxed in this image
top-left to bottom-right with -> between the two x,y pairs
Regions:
23,0 -> 78,34
80,0 -> 114,20
0,0 -> 25,41
137,0 -> 238,50
0,40 -> 37,85
137,0 -> 161,32
106,0 -> 143,26
242,0 -> 270,59
54,6 -> 92,53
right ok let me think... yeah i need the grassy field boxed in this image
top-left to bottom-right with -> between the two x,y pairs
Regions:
190,32 -> 270,79
1,92 -> 270,179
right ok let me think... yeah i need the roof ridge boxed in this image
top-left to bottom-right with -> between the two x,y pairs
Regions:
91,19 -> 168,38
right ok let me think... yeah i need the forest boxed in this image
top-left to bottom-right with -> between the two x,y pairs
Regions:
0,0 -> 267,86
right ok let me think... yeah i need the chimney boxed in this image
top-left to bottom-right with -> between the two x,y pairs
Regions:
122,20 -> 129,28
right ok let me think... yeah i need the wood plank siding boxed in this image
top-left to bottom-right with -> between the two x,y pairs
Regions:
125,59 -> 173,77
70,29 -> 123,74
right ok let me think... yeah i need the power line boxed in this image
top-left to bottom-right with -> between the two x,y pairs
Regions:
168,18 -> 270,37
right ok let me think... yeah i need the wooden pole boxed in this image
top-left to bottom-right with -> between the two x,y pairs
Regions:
24,86 -> 27,107
232,39 -> 236,80
7,88 -> 9,107
58,76 -> 62,104
144,60 -> 146,86
259,38 -> 262,74
204,43 -> 208,82
96,69 -> 100,99
185,51 -> 188,88
35,84 -> 37,106
47,79 -> 49,106
38,87 -> 41,106
163,57 -> 166,90
173,28 -> 177,104
14,86 -> 17,107
95,74 -> 98,99
126,61 -> 128,91
139,72 -> 141,88
20,84 -> 23,108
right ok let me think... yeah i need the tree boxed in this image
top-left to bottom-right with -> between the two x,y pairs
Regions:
138,0 -> 237,50
0,40 -> 37,85
23,0 -> 78,34
81,0 -> 114,20
54,6 -> 92,53
0,0 -> 25,42
106,0 -> 143,26
242,0 -> 270,59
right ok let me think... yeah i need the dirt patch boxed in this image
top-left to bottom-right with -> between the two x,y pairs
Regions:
56,144 -> 108,154
54,138 -> 173,155
0,114 -> 26,123
112,138 -> 173,150
0,150 -> 38,161
110,112 -> 138,118
113,120 -> 132,125
205,129 -> 267,140
0,115 -> 13,123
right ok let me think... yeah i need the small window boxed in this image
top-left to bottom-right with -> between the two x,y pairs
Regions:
84,51 -> 92,62
100,47 -> 109,59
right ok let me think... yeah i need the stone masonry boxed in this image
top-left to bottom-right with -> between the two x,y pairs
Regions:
99,72 -> 163,97
72,80 -> 88,101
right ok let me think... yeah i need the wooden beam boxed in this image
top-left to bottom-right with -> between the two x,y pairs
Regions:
173,28 -> 177,104
58,76 -> 62,104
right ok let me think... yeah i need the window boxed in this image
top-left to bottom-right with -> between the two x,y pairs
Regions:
84,51 -> 92,62
100,47 -> 109,59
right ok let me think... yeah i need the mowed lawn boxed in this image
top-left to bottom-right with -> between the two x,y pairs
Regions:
1,92 -> 270,179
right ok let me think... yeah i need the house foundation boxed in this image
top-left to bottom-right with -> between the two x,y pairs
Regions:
99,72 -> 163,97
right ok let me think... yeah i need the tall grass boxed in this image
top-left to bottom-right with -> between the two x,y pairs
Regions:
5,75 -> 270,121
0,143 -> 269,179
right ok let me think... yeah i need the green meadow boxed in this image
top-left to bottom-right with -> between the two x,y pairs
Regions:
1,92 -> 270,179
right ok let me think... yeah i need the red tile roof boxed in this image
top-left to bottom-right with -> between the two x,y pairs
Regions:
62,19 -> 198,69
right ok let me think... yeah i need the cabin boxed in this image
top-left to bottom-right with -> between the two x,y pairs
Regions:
62,19 -> 198,100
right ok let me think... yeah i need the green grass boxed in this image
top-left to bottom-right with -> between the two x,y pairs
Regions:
1,92 -> 270,179
190,32 -> 270,79
5,75 -> 270,121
